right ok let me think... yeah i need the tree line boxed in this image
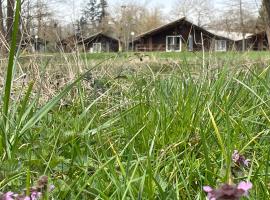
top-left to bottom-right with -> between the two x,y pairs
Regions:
0,0 -> 270,53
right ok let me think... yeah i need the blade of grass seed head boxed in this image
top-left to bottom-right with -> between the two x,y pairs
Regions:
2,0 -> 21,159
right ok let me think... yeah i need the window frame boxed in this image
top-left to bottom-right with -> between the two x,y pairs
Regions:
166,36 -> 182,52
92,43 -> 102,53
215,40 -> 227,52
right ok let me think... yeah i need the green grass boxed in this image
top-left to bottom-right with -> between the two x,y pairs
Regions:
0,14 -> 270,198
71,51 -> 270,61
1,50 -> 270,199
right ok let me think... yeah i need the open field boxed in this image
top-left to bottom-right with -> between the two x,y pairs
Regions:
0,51 -> 270,199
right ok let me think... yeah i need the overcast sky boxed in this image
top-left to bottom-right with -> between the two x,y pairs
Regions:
53,0 -> 172,23
53,0 -> 261,24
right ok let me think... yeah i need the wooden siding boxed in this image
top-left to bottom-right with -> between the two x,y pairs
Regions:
134,19 -> 231,52
82,34 -> 119,52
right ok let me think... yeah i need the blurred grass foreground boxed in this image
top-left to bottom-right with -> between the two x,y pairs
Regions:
0,1 -> 270,199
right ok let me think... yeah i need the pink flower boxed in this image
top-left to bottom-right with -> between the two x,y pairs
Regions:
203,181 -> 252,200
232,150 -> 250,167
0,192 -> 15,200
237,181 -> 252,196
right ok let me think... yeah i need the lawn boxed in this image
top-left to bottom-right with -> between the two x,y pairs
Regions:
0,50 -> 270,199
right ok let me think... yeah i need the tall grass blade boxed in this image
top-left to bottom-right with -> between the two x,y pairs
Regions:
2,0 -> 21,122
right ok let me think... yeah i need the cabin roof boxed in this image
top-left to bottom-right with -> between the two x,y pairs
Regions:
207,30 -> 253,41
79,31 -> 119,44
135,17 -> 232,41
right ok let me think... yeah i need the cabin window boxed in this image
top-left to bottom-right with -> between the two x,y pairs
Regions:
92,43 -> 102,53
166,36 -> 182,52
215,40 -> 227,51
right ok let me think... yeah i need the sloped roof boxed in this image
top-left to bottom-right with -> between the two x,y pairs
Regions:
135,17 -> 232,41
79,31 -> 119,44
136,17 -> 186,38
207,30 -> 253,41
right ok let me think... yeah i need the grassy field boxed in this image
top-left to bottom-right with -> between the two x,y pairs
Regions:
0,50 -> 270,199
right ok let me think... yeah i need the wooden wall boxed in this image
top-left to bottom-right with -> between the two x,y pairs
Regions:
135,21 -> 230,52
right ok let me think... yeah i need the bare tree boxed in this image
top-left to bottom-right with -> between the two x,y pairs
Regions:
172,0 -> 213,27
0,0 -> 6,52
110,1 -> 164,51
264,0 -> 270,20
6,0 -> 16,42
262,0 -> 270,49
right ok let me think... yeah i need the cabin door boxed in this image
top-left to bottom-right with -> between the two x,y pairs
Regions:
166,36 -> 182,52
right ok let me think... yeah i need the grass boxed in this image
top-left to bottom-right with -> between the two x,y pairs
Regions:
0,51 -> 270,199
0,10 -> 270,198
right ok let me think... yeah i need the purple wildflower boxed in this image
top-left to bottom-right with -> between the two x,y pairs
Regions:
49,185 -> 55,192
0,176 -> 53,200
28,188 -> 42,200
203,181 -> 252,200
0,192 -> 15,200
232,150 -> 250,167
237,181 -> 253,196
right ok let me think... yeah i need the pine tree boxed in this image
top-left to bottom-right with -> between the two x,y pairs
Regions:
82,0 -> 108,25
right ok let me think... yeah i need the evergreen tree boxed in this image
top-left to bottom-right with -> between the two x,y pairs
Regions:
82,0 -> 108,25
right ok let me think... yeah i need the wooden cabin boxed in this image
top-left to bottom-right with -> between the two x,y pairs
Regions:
133,18 -> 232,52
78,32 -> 119,53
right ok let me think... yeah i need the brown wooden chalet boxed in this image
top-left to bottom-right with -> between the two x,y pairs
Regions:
133,18 -> 232,52
78,32 -> 119,53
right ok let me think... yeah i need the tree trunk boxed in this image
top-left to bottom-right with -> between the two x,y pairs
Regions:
6,0 -> 15,44
0,0 -> 7,53
0,0 -> 5,35
264,0 -> 270,20
263,0 -> 270,49
266,26 -> 270,50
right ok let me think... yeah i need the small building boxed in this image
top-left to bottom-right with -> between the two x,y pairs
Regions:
133,18 -> 233,52
78,32 -> 119,53
21,36 -> 49,53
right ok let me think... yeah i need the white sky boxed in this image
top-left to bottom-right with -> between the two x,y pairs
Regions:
52,0 -> 261,24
